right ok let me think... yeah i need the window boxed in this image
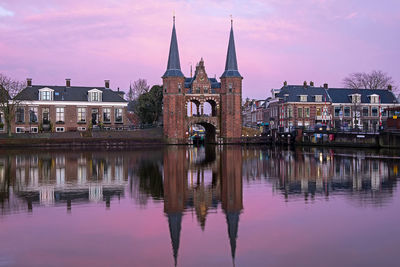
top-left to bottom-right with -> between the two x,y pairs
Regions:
29,107 -> 38,123
30,127 -> 38,133
89,90 -> 102,102
56,127 -> 65,132
0,112 -> 3,131
204,86 -> 208,94
77,107 -> 86,122
352,94 -> 361,103
363,107 -> 369,117
298,107 -> 303,118
115,108 -> 123,123
334,107 -> 341,117
16,127 -> 25,133
103,108 -> 111,123
370,95 -> 379,104
316,107 -> 322,116
305,107 -> 310,118
16,107 -> 24,123
229,83 -> 233,93
78,127 -> 86,131
344,107 -> 351,117
287,106 -> 293,118
92,92 -> 99,101
178,83 -> 181,93
315,95 -> 322,102
42,108 -> 50,123
382,109 -> 387,117
56,107 -> 64,123
372,107 -> 378,117
40,90 -> 53,101
300,95 -> 307,102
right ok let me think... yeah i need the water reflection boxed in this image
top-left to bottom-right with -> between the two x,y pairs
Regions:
0,146 -> 399,266
242,147 -> 398,205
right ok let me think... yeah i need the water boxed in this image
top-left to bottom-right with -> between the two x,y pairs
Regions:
0,146 -> 400,267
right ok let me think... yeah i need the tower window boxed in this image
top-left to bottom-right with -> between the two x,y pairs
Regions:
229,83 -> 233,92
178,83 -> 181,93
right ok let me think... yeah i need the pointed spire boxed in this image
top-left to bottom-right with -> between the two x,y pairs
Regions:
226,211 -> 240,262
221,17 -> 241,78
168,213 -> 182,266
163,16 -> 184,78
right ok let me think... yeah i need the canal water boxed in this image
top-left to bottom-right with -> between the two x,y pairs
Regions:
0,146 -> 399,267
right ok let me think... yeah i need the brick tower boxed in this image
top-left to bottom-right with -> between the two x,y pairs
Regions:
162,16 -> 186,143
220,19 -> 242,141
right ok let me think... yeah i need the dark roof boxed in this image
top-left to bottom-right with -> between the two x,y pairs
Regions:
221,22 -> 241,78
163,18 -> 184,78
15,85 -> 127,102
277,85 -> 330,102
327,88 -> 398,104
184,77 -> 221,91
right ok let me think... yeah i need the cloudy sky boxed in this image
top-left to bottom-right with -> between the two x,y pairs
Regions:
0,0 -> 399,99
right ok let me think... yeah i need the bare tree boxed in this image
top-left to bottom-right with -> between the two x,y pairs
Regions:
0,74 -> 25,136
343,70 -> 396,90
128,79 -> 150,101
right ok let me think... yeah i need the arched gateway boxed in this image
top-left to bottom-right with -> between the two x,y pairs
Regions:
162,17 -> 243,144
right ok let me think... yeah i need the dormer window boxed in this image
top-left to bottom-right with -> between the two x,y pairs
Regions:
300,95 -> 307,102
88,89 -> 102,102
314,95 -> 322,102
38,88 -> 54,101
351,94 -> 361,104
370,94 -> 379,104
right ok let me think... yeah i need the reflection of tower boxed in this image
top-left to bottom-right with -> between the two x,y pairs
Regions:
220,147 -> 243,263
163,147 -> 188,266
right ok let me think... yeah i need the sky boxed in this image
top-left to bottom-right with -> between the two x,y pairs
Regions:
0,0 -> 399,99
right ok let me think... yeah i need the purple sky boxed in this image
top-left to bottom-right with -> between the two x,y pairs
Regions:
0,0 -> 399,99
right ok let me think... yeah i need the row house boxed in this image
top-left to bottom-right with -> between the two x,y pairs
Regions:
329,87 -> 398,131
9,79 -> 128,133
268,82 -> 332,131
266,82 -> 398,132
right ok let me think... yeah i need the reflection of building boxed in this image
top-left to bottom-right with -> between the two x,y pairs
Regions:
221,147 -> 243,263
242,147 -> 398,204
163,147 -> 188,267
0,152 -> 128,213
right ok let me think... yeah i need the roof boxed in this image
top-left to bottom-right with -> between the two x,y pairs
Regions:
221,22 -> 241,78
184,77 -> 221,92
327,88 -> 398,104
276,85 -> 330,102
14,85 -> 127,102
163,18 -> 184,78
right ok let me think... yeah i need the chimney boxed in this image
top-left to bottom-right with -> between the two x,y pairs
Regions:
303,81 -> 307,87
105,80 -> 110,89
283,81 -> 287,87
310,81 -> 314,87
27,78 -> 32,87
66,79 -> 71,87
388,84 -> 392,91
323,83 -> 328,89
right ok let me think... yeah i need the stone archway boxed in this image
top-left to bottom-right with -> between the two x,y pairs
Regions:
188,121 -> 217,144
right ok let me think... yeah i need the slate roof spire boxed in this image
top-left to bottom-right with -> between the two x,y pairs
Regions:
168,212 -> 182,267
163,15 -> 184,78
221,18 -> 241,78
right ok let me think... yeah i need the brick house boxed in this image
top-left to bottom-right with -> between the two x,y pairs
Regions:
329,86 -> 398,131
10,79 -> 128,133
268,82 -> 332,131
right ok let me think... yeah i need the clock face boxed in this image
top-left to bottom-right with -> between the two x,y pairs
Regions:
200,76 -> 204,81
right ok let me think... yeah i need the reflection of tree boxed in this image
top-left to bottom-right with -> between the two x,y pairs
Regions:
135,161 -> 164,200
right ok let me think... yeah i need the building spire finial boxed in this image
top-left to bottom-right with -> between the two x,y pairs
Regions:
221,16 -> 241,78
173,11 -> 175,24
163,13 -> 184,78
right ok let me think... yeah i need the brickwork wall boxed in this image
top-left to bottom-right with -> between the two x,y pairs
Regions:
9,104 -> 128,133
